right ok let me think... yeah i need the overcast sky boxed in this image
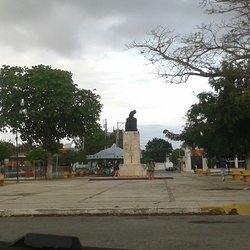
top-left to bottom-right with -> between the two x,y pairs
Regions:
0,0 -> 214,148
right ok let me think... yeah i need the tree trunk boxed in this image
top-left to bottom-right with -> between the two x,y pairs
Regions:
246,152 -> 250,170
46,151 -> 53,179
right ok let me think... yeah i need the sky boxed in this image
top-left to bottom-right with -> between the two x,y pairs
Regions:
0,0 -> 214,148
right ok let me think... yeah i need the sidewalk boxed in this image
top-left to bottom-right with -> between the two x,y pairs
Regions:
0,171 -> 250,216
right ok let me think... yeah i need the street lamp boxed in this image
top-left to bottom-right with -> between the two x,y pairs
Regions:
15,130 -> 19,183
178,148 -> 181,171
16,98 -> 25,183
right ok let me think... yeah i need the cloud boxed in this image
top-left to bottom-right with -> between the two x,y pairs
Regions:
0,0 -> 215,147
0,0 -> 211,57
0,0 -> 83,56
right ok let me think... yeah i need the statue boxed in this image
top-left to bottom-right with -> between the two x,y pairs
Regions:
125,110 -> 137,131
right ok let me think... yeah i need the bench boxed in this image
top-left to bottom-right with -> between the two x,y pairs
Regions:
230,169 -> 242,181
242,170 -> 250,182
204,169 -> 211,176
195,169 -> 211,176
195,169 -> 204,175
63,171 -> 71,179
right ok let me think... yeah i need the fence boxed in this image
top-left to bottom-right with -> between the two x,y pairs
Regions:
1,164 -> 68,181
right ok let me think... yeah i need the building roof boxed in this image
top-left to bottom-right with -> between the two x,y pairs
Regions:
9,154 -> 27,160
87,143 -> 123,160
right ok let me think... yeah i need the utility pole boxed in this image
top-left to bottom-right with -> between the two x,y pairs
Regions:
16,98 -> 26,183
116,122 -> 125,147
103,119 -> 107,149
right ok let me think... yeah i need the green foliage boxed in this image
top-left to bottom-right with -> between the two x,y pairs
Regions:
84,129 -> 106,155
181,63 -> 250,157
129,0 -> 250,159
58,149 -> 86,166
0,65 -> 102,151
169,148 -> 184,165
18,142 -> 36,154
106,130 -> 122,148
143,138 -> 173,162
0,141 -> 14,163
140,151 -> 152,164
84,129 -> 123,156
27,147 -> 47,162
0,65 -> 102,178
65,88 -> 102,139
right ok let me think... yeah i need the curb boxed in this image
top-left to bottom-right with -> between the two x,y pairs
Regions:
2,204 -> 250,217
89,176 -> 174,181
201,204 -> 250,215
0,207 -> 201,217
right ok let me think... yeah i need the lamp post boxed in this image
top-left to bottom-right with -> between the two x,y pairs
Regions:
15,129 -> 19,183
178,148 -> 181,171
16,98 -> 25,183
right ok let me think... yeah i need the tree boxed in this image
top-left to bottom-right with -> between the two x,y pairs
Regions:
128,0 -> 250,84
58,149 -> 86,169
84,129 -> 106,155
0,141 -> 14,165
181,63 -> 250,158
27,147 -> 47,163
84,128 -> 122,156
129,0 -> 250,166
169,148 -> 185,166
163,129 -> 181,141
143,138 -> 173,162
0,65 -> 102,178
18,142 -> 35,154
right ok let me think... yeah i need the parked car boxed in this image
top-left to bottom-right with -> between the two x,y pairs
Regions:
165,166 -> 177,171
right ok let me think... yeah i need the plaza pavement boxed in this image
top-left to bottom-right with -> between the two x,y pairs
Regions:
0,171 -> 250,217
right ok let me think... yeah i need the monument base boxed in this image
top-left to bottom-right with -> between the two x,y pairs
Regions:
119,164 -> 147,177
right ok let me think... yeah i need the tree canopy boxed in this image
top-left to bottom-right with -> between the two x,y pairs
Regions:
169,148 -> 185,166
181,63 -> 250,158
143,138 -> 173,162
130,0 -> 250,164
0,141 -> 14,164
0,65 -> 102,178
27,147 -> 47,163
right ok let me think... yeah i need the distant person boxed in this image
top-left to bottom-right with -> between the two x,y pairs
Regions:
226,158 -> 230,174
146,160 -> 155,179
114,160 -> 120,177
219,158 -> 227,181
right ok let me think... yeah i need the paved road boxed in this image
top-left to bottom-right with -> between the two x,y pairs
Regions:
1,171 -> 250,216
0,215 -> 250,250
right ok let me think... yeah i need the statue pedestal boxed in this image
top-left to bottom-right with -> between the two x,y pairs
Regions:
119,131 -> 147,177
118,163 -> 147,177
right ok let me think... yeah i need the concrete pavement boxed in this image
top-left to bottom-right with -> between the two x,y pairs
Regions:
0,171 -> 250,216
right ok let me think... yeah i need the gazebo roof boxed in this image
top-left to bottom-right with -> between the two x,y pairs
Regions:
87,143 -> 123,160
9,154 -> 27,160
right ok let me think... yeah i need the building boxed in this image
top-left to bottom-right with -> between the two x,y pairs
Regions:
182,147 -> 246,172
6,154 -> 32,170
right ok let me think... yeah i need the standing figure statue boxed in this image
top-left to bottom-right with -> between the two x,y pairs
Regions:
125,110 -> 137,131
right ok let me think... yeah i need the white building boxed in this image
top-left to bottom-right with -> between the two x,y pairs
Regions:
181,147 -> 246,172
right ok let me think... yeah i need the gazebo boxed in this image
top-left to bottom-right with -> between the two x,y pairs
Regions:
87,144 -> 123,175
87,143 -> 123,160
